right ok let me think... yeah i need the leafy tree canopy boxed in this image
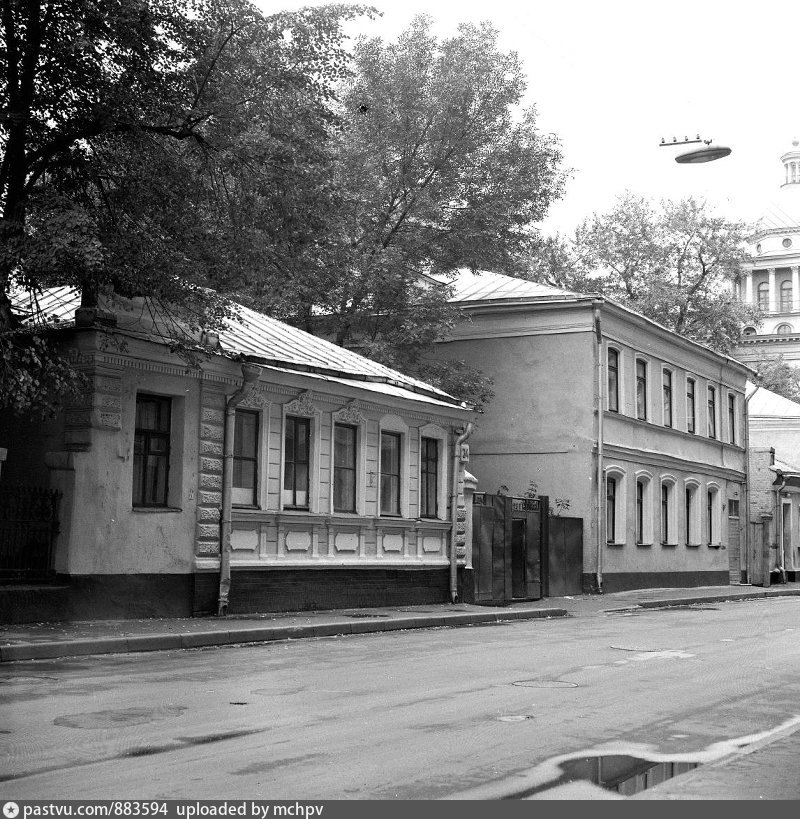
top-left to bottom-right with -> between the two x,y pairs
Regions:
1,0 -> 371,414
753,353 -> 800,404
253,15 -> 565,406
526,193 -> 760,355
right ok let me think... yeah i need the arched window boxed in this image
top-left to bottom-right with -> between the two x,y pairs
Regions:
684,481 -> 701,546
607,348 -> 620,412
660,477 -> 677,546
742,326 -> 757,336
757,282 -> 770,310
605,468 -> 626,545
635,472 -> 653,545
776,323 -> 793,335
706,484 -> 721,546
780,281 -> 792,311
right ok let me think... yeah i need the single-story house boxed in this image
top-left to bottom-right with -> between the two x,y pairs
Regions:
0,289 -> 474,622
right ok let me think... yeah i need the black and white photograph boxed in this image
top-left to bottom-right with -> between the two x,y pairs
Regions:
2,0 -> 800,807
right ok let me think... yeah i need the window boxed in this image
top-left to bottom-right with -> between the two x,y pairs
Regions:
728,499 -> 740,518
776,323 -> 793,335
742,326 -> 757,336
636,480 -> 645,544
283,416 -> 310,508
781,280 -> 793,311
420,437 -> 440,518
232,410 -> 259,506
728,394 -> 736,445
707,386 -> 717,439
380,431 -> 402,516
662,370 -> 673,427
133,394 -> 171,507
606,477 -> 617,544
685,482 -> 700,545
686,378 -> 696,434
607,348 -> 619,412
333,424 -> 357,513
706,488 -> 718,544
636,359 -> 648,420
661,484 -> 670,545
685,486 -> 693,545
757,282 -> 769,310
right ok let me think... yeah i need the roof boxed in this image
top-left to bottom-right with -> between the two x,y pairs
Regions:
746,382 -> 800,418
447,269 -> 753,375
447,269 -> 583,303
11,287 -> 469,412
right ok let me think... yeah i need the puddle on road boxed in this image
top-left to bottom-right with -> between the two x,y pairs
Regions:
518,755 -> 699,797
512,679 -> 578,689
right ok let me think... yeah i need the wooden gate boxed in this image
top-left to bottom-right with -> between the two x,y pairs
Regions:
471,493 -> 546,604
547,516 -> 583,596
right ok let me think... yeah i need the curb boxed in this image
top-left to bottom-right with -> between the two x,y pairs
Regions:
0,607 -> 568,663
637,588 -> 800,609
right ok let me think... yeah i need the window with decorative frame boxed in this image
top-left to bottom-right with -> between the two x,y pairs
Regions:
605,468 -> 626,544
607,348 -> 620,412
685,481 -> 701,546
636,359 -> 648,421
662,369 -> 673,427
232,409 -> 259,506
380,431 -> 402,516
333,424 -> 358,513
283,415 -> 311,509
707,385 -> 717,439
686,377 -> 696,434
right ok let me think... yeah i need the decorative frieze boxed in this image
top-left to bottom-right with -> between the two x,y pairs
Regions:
333,401 -> 365,426
284,391 -> 317,417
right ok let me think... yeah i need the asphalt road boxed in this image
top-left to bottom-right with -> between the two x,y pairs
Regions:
3,597 -> 800,800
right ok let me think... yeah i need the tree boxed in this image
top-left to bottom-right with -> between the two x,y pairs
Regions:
1,0 -> 368,414
753,353 -> 800,403
259,15 -> 565,405
526,193 -> 760,354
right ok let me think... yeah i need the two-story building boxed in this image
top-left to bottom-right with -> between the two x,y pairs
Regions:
0,288 -> 474,622
436,270 -> 753,593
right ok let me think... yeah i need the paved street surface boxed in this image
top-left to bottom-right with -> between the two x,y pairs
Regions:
3,594 -> 800,800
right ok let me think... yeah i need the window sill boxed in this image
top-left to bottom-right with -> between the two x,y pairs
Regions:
661,542 -> 678,548
686,543 -> 702,548
606,541 -> 625,548
132,506 -> 182,513
636,542 -> 653,548
708,543 -> 725,550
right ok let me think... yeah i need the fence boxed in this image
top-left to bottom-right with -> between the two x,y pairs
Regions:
0,486 -> 61,576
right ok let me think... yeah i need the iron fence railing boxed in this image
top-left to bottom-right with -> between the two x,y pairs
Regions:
0,486 -> 61,576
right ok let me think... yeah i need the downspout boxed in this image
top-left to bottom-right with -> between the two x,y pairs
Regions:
743,385 -> 759,584
593,303 -> 604,594
450,422 -> 474,603
218,361 -> 263,616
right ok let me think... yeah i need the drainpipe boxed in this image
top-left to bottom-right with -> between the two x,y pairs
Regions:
218,361 -> 263,616
743,385 -> 759,584
450,422 -> 474,603
593,303 -> 604,594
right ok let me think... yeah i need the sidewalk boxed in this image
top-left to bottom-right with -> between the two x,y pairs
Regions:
2,582 -> 800,663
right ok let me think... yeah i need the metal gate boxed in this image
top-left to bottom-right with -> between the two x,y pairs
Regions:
472,493 -> 546,604
547,516 -> 583,596
0,486 -> 61,577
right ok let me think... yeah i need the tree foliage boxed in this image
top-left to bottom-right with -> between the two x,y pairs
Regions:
753,353 -> 800,403
1,0 -> 369,413
256,15 -> 565,404
526,193 -> 759,354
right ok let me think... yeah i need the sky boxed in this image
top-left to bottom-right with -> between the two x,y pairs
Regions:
258,0 -> 798,236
